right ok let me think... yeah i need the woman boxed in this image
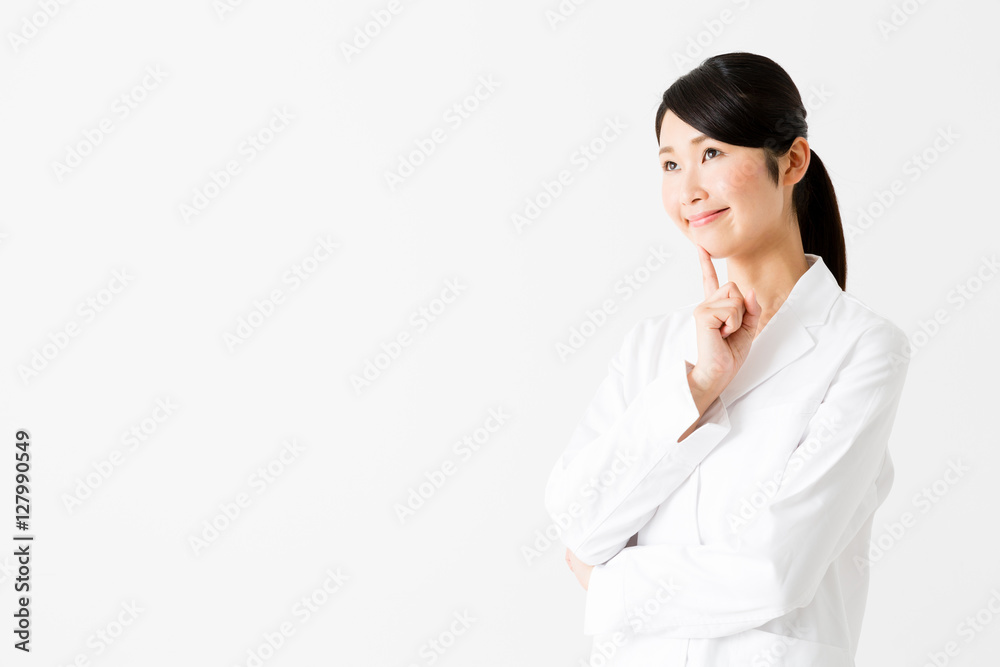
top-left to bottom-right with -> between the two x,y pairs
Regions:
544,52 -> 910,666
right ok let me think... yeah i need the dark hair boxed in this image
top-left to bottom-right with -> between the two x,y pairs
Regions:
654,52 -> 847,290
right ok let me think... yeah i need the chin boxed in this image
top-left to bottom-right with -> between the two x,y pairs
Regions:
689,237 -> 734,259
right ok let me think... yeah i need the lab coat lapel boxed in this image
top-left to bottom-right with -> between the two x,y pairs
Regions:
717,308 -> 814,407
680,253 -> 841,410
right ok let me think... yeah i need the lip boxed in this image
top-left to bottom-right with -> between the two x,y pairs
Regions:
687,208 -> 728,227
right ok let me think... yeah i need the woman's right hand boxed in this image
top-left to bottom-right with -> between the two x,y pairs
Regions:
688,245 -> 762,406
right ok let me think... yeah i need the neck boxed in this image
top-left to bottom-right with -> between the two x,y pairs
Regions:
725,248 -> 810,337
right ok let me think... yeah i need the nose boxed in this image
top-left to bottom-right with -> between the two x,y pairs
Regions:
681,169 -> 708,208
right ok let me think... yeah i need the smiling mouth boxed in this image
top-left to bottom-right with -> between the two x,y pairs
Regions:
688,208 -> 729,227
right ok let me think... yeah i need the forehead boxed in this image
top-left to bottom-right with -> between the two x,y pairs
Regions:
657,111 -> 749,157
659,110 -> 699,140
658,111 -> 713,153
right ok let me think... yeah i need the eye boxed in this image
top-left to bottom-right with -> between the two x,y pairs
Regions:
661,147 -> 723,172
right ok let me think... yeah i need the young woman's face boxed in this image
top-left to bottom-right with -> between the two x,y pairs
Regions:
658,110 -> 794,259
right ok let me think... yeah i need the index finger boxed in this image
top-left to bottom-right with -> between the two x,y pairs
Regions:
697,245 -> 719,299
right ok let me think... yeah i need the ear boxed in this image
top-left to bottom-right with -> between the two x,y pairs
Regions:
782,137 -> 811,187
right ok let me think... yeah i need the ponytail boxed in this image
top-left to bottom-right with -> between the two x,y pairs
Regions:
794,149 -> 847,290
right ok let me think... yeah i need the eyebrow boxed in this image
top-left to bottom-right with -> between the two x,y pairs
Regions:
659,134 -> 710,155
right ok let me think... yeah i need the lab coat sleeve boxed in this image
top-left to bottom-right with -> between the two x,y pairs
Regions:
544,317 -> 732,567
583,324 -> 911,638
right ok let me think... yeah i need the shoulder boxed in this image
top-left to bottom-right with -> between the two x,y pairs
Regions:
830,292 -> 906,338
829,290 -> 909,351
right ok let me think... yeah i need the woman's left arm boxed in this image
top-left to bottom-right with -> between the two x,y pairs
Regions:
580,324 -> 912,639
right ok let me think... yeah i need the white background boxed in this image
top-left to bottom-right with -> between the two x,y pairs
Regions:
1,0 -> 998,665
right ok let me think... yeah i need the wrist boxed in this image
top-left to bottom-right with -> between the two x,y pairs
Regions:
687,367 -> 722,416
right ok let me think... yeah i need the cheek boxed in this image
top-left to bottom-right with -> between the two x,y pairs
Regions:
660,180 -> 685,228
660,179 -> 674,211
724,158 -> 767,196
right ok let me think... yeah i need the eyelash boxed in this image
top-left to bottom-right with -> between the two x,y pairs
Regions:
661,147 -> 722,172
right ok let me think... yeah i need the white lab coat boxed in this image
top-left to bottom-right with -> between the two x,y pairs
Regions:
545,253 -> 911,666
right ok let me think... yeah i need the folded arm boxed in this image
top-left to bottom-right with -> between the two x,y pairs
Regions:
544,318 -> 732,566
581,325 -> 911,638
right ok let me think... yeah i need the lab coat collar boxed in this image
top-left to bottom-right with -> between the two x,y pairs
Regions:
682,253 -> 843,409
